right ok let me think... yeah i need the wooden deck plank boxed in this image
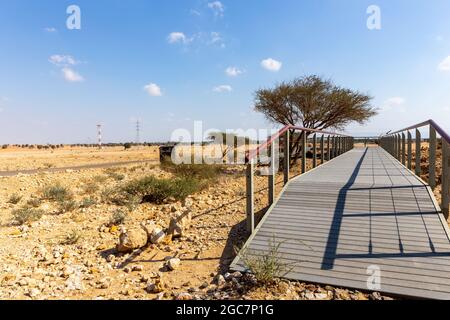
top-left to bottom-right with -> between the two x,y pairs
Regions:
230,147 -> 450,299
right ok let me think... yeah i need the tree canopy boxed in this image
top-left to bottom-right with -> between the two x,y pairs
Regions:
254,75 -> 377,131
254,75 -> 377,165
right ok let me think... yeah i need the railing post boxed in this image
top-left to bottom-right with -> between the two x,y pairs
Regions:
389,136 -> 392,155
337,136 -> 341,155
415,129 -> 421,176
268,140 -> 276,206
246,159 -> 255,234
327,135 -> 331,161
301,131 -> 306,173
392,135 -> 396,157
401,132 -> 406,165
429,125 -> 437,190
320,135 -> 325,165
396,134 -> 401,160
407,131 -> 412,170
443,141 -> 450,220
312,134 -> 317,168
284,130 -> 290,185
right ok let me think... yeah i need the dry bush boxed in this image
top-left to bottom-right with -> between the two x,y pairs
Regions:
108,209 -> 128,226
236,237 -> 296,285
82,183 -> 99,195
60,229 -> 81,245
12,207 -> 44,225
8,193 -> 23,205
26,198 -> 42,208
41,183 -> 73,202
57,199 -> 78,213
79,197 -> 97,208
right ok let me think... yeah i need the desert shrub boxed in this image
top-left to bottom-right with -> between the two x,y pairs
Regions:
80,197 -> 97,208
124,143 -> 132,150
236,237 -> 295,285
92,175 -> 108,184
12,207 -> 44,225
8,193 -> 23,204
121,176 -> 201,204
108,209 -> 128,226
41,184 -> 73,202
58,199 -> 78,213
107,171 -> 125,181
82,183 -> 99,195
161,157 -> 223,181
26,198 -> 42,208
61,229 -> 81,245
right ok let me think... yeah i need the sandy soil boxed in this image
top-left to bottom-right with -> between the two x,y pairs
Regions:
0,146 -> 159,172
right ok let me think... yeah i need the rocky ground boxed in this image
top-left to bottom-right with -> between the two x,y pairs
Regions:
0,148 -> 395,300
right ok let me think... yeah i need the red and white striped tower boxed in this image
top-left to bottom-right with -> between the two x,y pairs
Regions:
97,124 -> 102,149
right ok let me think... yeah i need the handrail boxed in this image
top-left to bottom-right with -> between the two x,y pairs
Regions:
247,124 -> 351,162
379,119 -> 449,219
386,119 -> 450,144
245,124 -> 354,235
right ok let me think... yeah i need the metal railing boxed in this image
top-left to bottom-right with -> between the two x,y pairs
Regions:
245,125 -> 354,234
379,119 -> 450,218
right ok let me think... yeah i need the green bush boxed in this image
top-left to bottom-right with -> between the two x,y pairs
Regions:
8,193 -> 23,204
41,184 -> 73,202
121,176 -> 200,204
161,158 -> 223,181
236,237 -> 295,285
12,207 -> 44,225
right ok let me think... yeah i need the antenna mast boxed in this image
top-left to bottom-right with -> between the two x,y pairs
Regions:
97,124 -> 102,149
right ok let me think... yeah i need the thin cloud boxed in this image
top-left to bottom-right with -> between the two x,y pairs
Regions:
213,85 -> 232,93
225,66 -> 244,77
144,83 -> 163,96
261,58 -> 282,72
382,97 -> 406,111
45,27 -> 57,33
208,1 -> 224,17
167,32 -> 189,44
49,54 -> 77,66
62,67 -> 84,82
438,56 -> 450,71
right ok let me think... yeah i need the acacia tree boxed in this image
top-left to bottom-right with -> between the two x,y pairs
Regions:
254,75 -> 377,165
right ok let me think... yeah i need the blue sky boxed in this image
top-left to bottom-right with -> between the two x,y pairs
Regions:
0,0 -> 450,144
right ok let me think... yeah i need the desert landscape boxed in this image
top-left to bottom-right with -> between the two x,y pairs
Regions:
0,143 -> 399,300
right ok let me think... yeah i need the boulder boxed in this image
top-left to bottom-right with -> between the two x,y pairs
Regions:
142,221 -> 166,244
166,258 -> 181,271
116,227 -> 148,253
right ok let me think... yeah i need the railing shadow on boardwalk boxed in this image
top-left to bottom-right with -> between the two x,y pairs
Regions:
321,147 -> 450,270
321,148 -> 368,270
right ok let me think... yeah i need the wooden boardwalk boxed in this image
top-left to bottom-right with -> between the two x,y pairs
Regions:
231,147 -> 450,299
